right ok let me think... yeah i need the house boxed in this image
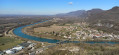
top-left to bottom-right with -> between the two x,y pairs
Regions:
108,35 -> 113,38
12,46 -> 24,51
27,41 -> 32,43
94,34 -> 102,38
4,45 -> 24,54
82,37 -> 86,39
41,43 -> 44,46
28,43 -> 36,48
5,50 -> 15,54
64,36 -> 67,38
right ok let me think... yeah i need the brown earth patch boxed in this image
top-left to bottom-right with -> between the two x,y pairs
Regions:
34,25 -> 69,33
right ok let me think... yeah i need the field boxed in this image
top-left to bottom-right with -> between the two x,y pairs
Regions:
0,37 -> 23,50
34,24 -> 69,33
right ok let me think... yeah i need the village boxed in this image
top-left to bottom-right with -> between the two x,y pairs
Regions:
62,22 -> 119,41
65,23 -> 119,41
27,18 -> 119,41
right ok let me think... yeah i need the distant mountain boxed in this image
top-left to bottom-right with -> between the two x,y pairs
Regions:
56,10 -> 87,18
56,6 -> 119,24
109,6 -> 119,12
88,6 -> 119,23
56,9 -> 104,18
87,9 -> 104,16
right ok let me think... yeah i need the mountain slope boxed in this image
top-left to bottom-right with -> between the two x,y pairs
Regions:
88,6 -> 119,34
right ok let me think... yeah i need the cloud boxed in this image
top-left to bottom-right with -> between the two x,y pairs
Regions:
69,2 -> 73,5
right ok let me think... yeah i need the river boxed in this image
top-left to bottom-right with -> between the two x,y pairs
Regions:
13,20 -> 119,44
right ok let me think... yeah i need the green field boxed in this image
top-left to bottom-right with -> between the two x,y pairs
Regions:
0,37 -> 23,50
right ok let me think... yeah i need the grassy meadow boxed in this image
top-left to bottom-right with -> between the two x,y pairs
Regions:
0,37 -> 23,50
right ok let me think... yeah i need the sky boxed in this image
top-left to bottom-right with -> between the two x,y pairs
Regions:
0,0 -> 119,15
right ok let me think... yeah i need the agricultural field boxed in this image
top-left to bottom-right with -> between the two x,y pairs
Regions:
34,24 -> 69,33
0,37 -> 23,50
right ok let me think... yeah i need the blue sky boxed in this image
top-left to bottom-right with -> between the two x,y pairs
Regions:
0,0 -> 119,15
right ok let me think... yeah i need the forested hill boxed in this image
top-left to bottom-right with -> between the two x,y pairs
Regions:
87,6 -> 119,34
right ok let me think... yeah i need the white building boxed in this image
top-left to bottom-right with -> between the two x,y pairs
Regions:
12,46 -> 24,51
5,50 -> 15,54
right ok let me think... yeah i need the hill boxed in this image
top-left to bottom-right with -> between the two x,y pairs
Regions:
87,6 -> 119,34
56,10 -> 87,18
